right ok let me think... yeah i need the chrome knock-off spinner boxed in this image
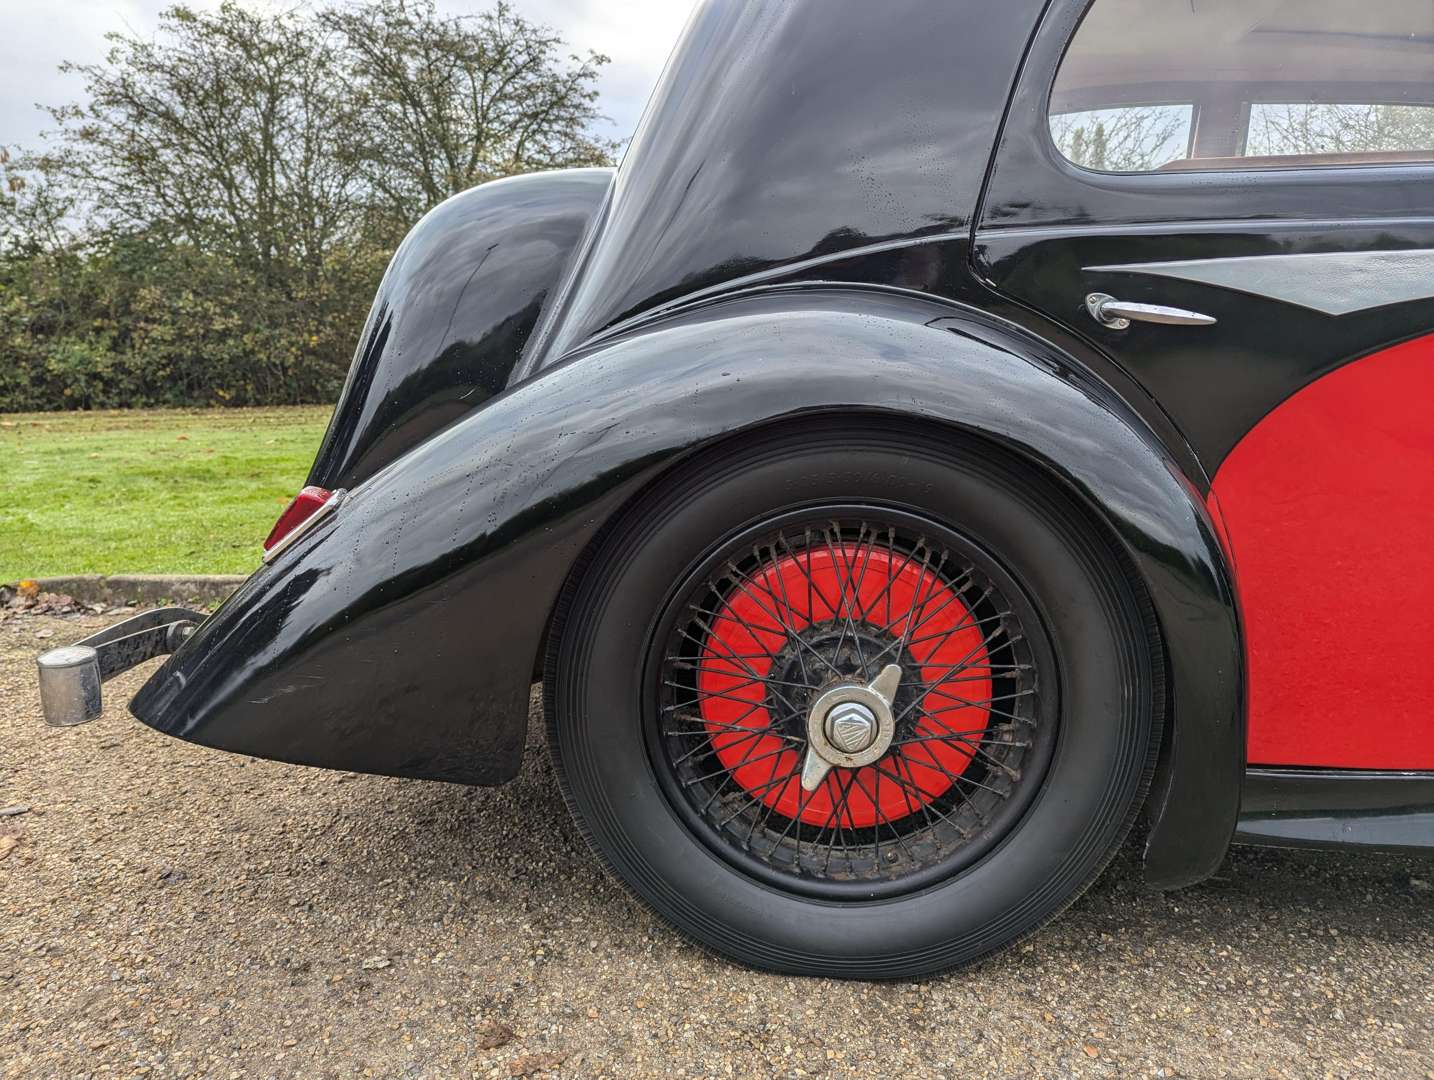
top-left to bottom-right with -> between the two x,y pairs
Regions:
799,663 -> 903,792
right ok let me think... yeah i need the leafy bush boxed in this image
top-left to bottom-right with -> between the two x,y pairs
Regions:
0,0 -> 615,411
0,236 -> 390,409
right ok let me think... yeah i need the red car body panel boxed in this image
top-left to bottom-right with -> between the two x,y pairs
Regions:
1214,334 -> 1434,768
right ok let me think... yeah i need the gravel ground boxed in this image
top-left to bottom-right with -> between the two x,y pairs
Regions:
4,609 -> 1434,1080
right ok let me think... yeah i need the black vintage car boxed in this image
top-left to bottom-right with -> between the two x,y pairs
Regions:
38,0 -> 1434,978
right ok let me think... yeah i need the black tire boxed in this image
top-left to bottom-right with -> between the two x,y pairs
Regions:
545,422 -> 1160,978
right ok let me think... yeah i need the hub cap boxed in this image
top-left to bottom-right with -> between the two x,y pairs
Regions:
827,702 -> 877,753
800,664 -> 903,791
651,511 -> 1055,896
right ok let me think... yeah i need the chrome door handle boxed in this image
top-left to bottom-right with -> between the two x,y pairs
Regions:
1085,293 -> 1217,330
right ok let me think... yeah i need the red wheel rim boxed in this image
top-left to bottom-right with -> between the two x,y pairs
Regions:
697,543 -> 993,829
654,514 -> 1047,894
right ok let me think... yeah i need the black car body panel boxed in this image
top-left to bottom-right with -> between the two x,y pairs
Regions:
131,289 -> 1241,886
518,0 -> 1047,370
973,0 -> 1434,474
310,168 -> 614,490
123,0 -> 1434,889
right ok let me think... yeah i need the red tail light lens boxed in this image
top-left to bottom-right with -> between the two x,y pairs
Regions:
263,486 -> 339,561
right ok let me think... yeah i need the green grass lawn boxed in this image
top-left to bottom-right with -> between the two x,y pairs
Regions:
1,406 -> 332,581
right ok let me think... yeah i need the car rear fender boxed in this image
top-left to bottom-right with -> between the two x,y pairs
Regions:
130,286 -> 1242,885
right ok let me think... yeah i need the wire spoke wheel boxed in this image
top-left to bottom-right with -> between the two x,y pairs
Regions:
550,428 -> 1158,976
648,506 -> 1058,899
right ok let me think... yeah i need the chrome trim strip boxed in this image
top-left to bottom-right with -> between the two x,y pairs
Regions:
1085,248 -> 1434,316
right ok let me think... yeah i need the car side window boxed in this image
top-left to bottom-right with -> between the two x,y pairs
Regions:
1048,0 -> 1434,174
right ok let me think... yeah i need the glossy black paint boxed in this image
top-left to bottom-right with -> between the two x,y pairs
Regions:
131,290 -> 1240,811
1237,769 -> 1434,853
128,0 -> 1260,888
975,0 -> 1434,475
309,168 -> 613,490
518,0 -> 1047,371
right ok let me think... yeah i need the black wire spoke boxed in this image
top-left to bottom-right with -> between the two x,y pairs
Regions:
719,745 -> 793,831
920,684 -> 1036,713
727,759 -> 809,809
905,664 -> 1031,687
663,680 -> 769,712
683,743 -> 794,787
668,650 -> 785,666
898,596 -> 1007,653
744,757 -> 802,846
874,757 -> 955,837
666,717 -> 801,745
676,621 -> 777,681
893,622 -> 1019,725
900,750 -> 1012,799
764,539 -> 812,687
889,722 -> 1023,745
851,526 -> 917,626
679,611 -> 804,717
674,726 -> 764,768
864,766 -> 924,865
903,716 -> 1025,780
874,570 -> 980,642
893,596 -> 1004,666
681,663 -> 817,691
893,549 -> 953,658
659,515 -> 1047,889
842,522 -> 883,676
892,731 -> 1032,751
664,698 -> 767,729
716,559 -> 845,681
868,767 -> 885,866
770,763 -> 821,851
820,521 -> 878,680
822,768 -> 863,876
723,563 -> 809,641
775,528 -> 842,622
880,756 -> 979,838
687,602 -> 784,660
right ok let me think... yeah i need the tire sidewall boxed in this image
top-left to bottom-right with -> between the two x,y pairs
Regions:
552,430 -> 1153,976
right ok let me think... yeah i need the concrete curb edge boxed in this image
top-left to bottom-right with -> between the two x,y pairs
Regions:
16,574 -> 247,606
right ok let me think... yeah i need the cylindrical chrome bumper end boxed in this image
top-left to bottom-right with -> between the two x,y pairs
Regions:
35,607 -> 206,728
37,645 -> 103,727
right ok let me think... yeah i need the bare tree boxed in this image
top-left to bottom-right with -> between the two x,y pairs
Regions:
1050,106 -> 1189,172
1247,103 -> 1434,158
2,0 -> 619,410
324,0 -> 616,230
37,3 -> 362,291
0,147 -> 76,254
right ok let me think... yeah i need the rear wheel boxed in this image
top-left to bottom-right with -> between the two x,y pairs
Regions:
545,424 -> 1159,977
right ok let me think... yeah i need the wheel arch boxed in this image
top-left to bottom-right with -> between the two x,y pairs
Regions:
541,403 -> 1187,878
132,286 -> 1240,891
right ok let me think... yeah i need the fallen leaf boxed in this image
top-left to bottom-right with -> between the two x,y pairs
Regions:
1083,1045 -> 1100,1058
17,580 -> 39,599
508,1052 -> 568,1077
177,433 -> 190,441
475,1020 -> 514,1050
0,836 -> 18,860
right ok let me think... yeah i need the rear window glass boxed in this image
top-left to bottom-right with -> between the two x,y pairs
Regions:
1050,105 -> 1193,172
1049,0 -> 1434,173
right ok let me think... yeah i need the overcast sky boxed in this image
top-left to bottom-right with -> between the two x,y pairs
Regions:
1,0 -> 698,152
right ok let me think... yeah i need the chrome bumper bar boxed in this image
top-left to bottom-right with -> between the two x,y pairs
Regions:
36,607 -> 206,727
